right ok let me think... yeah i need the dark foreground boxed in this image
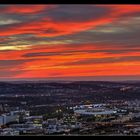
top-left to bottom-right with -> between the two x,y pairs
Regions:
0,81 -> 140,136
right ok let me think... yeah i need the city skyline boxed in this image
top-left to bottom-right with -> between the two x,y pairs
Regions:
0,5 -> 140,81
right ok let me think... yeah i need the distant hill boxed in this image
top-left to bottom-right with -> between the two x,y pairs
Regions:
0,81 -> 140,102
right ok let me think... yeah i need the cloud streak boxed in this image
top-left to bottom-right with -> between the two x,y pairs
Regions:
0,5 -> 140,80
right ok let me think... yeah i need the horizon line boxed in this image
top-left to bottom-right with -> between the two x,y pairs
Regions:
0,75 -> 140,82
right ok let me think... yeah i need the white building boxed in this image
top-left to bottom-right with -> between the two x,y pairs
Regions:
0,116 -> 4,127
0,112 -> 19,127
74,109 -> 117,116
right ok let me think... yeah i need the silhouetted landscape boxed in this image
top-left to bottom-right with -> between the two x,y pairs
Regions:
0,81 -> 140,103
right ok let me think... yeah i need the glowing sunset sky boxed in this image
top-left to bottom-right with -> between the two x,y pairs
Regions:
0,5 -> 140,81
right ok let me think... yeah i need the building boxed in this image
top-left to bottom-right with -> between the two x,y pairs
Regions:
73,104 -> 117,117
0,111 -> 20,127
74,109 -> 117,117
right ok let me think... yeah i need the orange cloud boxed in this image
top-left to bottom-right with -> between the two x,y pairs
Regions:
0,42 -> 139,79
14,61 -> 140,79
1,5 -> 56,14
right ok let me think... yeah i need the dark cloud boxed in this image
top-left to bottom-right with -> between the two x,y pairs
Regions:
22,47 -> 140,58
46,5 -> 110,22
0,59 -> 31,66
23,52 -> 64,57
0,59 -> 38,70
56,26 -> 140,46
0,70 -> 24,77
